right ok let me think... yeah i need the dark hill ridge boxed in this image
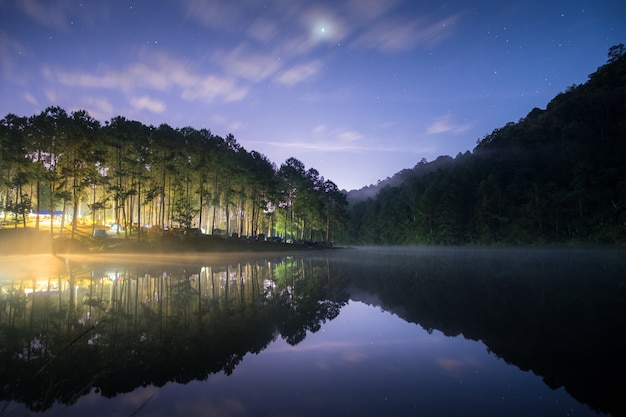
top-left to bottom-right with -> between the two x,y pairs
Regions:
343,45 -> 626,245
346,156 -> 454,204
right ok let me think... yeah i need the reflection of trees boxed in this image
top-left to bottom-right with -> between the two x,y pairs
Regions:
344,248 -> 626,417
0,255 -> 348,412
273,257 -> 347,345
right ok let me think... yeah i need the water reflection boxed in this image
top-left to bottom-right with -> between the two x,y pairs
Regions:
342,247 -> 626,416
0,248 -> 624,416
0,253 -> 349,413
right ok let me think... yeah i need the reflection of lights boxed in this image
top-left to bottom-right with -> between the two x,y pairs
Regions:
106,272 -> 123,282
9,278 -> 60,295
263,279 -> 276,291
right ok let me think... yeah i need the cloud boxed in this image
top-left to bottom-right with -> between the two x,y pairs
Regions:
253,139 -> 359,152
252,137 -> 431,154
180,0 -> 345,57
77,96 -> 114,121
214,45 -> 282,82
312,125 -> 327,134
181,75 -> 248,103
311,126 -> 364,143
427,115 -> 471,134
274,60 -> 322,86
210,114 -> 248,133
181,0 -> 247,30
130,96 -> 165,113
16,0 -> 110,31
44,89 -> 59,103
42,51 -> 249,104
17,0 -> 72,30
337,130 -> 363,142
346,0 -> 400,20
43,63 -> 167,92
341,351 -> 368,363
352,13 -> 462,51
24,92 -> 38,106
247,18 -> 280,43
183,0 -> 459,56
181,0 -> 302,36
435,356 -> 482,378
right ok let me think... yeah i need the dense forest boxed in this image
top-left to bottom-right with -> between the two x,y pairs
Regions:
344,45 -> 626,245
0,109 -> 348,243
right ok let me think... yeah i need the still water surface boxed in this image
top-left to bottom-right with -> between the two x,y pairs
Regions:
0,247 -> 623,416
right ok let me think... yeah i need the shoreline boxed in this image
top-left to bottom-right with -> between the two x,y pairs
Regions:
0,228 -> 336,256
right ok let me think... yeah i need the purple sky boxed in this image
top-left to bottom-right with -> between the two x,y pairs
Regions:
1,0 -> 624,191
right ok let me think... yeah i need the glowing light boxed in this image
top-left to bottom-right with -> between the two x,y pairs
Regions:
311,18 -> 334,43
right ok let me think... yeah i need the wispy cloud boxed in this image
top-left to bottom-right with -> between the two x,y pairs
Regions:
210,114 -> 248,133
214,45 -> 282,82
346,0 -> 400,20
312,126 -> 364,143
42,63 -> 166,92
274,60 -> 322,86
16,0 -> 110,31
251,138 -> 432,154
186,76 -> 249,103
23,92 -> 38,106
77,96 -> 114,121
18,0 -> 73,30
312,124 -> 328,134
427,115 -> 471,134
352,13 -> 462,51
178,0 -> 461,109
247,18 -> 280,44
435,356 -> 482,378
337,130 -> 363,142
130,96 -> 165,113
251,139 -> 359,152
42,51 -> 249,104
181,0 -> 248,30
44,88 -> 58,104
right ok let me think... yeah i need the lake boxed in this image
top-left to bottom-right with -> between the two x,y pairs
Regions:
0,246 -> 623,416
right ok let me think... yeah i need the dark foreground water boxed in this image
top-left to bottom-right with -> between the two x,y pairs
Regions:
0,247 -> 624,417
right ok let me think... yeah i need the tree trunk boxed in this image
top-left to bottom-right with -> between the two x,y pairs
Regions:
60,198 -> 67,237
137,179 -> 142,241
91,185 -> 96,237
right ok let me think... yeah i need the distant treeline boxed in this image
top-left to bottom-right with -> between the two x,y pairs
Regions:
343,45 -> 626,245
0,109 -> 347,242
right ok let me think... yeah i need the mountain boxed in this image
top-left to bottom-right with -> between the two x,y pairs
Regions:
342,44 -> 626,245
346,156 -> 455,204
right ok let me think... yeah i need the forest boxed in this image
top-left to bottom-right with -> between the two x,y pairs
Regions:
0,109 -> 348,244
2,45 -> 625,247
344,45 -> 626,245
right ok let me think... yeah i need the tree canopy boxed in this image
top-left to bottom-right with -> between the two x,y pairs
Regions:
0,111 -> 347,244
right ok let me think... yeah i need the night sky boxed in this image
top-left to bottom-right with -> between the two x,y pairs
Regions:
1,0 -> 624,191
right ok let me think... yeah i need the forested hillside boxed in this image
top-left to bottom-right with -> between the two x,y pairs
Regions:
0,111 -> 347,243
344,45 -> 626,245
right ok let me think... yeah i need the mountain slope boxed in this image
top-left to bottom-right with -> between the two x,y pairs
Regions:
343,45 -> 626,245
